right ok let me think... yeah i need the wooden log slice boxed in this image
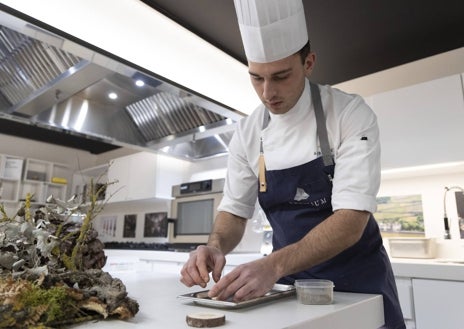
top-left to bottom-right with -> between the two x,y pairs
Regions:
186,312 -> 226,327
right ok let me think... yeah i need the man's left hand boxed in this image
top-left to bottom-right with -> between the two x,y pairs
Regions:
207,257 -> 279,302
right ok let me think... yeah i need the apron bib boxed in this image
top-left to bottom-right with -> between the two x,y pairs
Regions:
257,82 -> 405,329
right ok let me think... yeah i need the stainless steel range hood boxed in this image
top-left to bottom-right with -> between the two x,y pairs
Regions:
0,8 -> 244,160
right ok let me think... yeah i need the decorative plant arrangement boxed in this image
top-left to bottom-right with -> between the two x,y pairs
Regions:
0,179 -> 138,328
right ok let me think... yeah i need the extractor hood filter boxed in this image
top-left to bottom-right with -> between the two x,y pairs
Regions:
0,11 -> 243,159
125,91 -> 227,142
0,26 -> 81,110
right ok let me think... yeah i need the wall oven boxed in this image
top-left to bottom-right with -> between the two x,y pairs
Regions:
168,178 -> 224,245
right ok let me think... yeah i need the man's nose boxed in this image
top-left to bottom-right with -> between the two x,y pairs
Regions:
262,80 -> 277,100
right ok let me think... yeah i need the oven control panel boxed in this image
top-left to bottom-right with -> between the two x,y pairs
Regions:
172,178 -> 224,197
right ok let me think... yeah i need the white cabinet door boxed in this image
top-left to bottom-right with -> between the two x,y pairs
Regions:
412,278 -> 464,329
126,152 -> 157,201
106,155 -> 131,202
395,277 -> 414,320
370,74 -> 464,169
72,164 -> 109,203
154,153 -> 189,199
22,158 -> 69,203
106,152 -> 188,202
0,155 -> 23,203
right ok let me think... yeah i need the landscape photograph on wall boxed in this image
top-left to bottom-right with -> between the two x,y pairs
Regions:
374,194 -> 424,237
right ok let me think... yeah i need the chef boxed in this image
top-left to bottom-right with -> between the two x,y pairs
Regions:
180,1 -> 405,328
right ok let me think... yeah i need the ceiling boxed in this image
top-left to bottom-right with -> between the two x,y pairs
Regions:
142,0 -> 464,85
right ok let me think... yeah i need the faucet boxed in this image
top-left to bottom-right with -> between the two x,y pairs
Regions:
443,186 -> 464,239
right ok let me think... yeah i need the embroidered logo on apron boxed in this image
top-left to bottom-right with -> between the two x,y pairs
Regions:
290,187 -> 328,207
293,187 -> 309,201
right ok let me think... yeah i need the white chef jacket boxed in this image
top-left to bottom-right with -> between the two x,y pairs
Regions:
218,79 -> 380,219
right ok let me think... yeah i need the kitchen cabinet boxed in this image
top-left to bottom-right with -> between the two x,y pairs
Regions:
392,259 -> 464,329
106,155 -> 130,202
0,154 -> 70,204
21,158 -> 70,203
72,164 -> 109,203
105,152 -> 189,203
370,74 -> 464,169
412,278 -> 464,329
395,277 -> 415,329
0,154 -> 23,203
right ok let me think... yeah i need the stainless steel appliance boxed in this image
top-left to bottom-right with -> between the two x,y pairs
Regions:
168,178 -> 224,245
0,8 -> 242,159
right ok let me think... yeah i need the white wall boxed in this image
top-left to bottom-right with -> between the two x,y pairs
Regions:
0,133 -> 96,170
95,199 -> 171,245
380,168 -> 464,259
4,130 -> 463,254
380,170 -> 464,241
334,47 -> 464,98
187,156 -> 228,181
187,159 -> 464,251
0,132 -> 138,170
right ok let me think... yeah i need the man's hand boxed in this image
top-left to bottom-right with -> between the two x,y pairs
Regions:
180,245 -> 226,288
207,257 -> 279,302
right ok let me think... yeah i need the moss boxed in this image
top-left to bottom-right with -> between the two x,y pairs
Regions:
0,204 -> 8,221
25,193 -> 32,222
61,253 -> 75,271
0,309 -> 16,328
17,282 -> 71,323
70,180 -> 98,271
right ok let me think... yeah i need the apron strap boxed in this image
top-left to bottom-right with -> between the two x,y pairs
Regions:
309,82 -> 334,166
262,106 -> 270,130
260,104 -> 270,192
259,81 -> 334,192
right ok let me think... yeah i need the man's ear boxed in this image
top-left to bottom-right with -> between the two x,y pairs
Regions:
304,52 -> 316,78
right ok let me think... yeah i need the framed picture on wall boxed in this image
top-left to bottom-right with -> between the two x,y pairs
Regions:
98,214 -> 118,239
374,194 -> 425,237
144,212 -> 168,237
123,214 -> 137,238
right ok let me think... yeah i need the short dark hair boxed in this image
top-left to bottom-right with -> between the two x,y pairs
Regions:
298,41 -> 311,64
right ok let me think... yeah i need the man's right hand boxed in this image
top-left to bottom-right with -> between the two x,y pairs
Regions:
180,245 -> 226,288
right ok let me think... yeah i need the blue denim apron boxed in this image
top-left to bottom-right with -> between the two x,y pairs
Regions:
257,82 -> 405,329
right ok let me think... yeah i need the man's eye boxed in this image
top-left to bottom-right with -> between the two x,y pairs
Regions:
273,75 -> 288,81
252,76 -> 263,81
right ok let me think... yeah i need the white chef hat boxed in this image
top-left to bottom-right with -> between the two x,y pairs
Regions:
233,0 -> 308,63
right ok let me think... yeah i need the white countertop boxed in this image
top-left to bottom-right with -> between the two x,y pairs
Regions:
390,257 -> 464,281
104,249 -> 464,281
95,249 -> 464,329
104,249 -> 263,264
71,271 -> 384,329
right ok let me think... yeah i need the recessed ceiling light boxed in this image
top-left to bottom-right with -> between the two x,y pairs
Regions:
108,92 -> 118,100
135,79 -> 145,87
